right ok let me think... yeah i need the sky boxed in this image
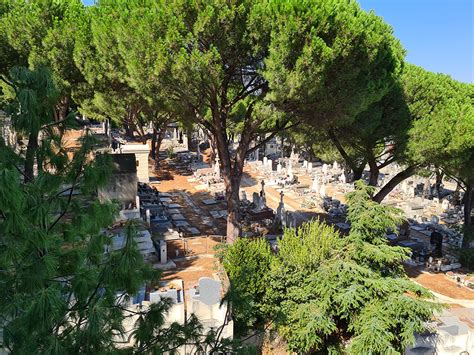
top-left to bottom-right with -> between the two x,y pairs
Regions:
82,0 -> 473,83
359,0 -> 473,83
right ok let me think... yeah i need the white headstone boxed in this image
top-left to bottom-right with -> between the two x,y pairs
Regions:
263,156 -> 268,168
319,184 -> 327,198
401,181 -> 408,194
277,163 -> 282,174
288,161 -> 294,180
312,177 -> 319,192
441,199 -> 450,211
267,159 -> 273,170
146,209 -> 151,225
322,164 -> 329,175
303,160 -> 308,168
408,186 -> 416,198
339,173 -> 347,184
160,240 -> 167,264
135,196 -> 140,210
307,162 -> 313,172
333,161 -> 339,171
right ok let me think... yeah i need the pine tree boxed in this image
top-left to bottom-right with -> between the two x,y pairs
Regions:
0,67 -> 240,353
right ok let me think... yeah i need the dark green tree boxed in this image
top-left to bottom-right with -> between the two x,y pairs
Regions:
220,238 -> 272,332
1,0 -> 86,120
262,182 -> 439,353
0,67 -> 239,353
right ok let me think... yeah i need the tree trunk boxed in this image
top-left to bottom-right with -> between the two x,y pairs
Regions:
353,165 -> 364,181
368,157 -> 379,186
54,96 -> 69,122
154,124 -> 168,168
373,165 -> 418,203
327,129 -> 362,179
24,130 -> 39,183
225,176 -> 241,244
463,183 -> 473,247
150,126 -> 158,160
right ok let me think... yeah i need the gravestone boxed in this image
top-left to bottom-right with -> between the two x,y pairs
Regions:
136,195 -> 140,210
252,192 -> 261,209
288,162 -> 294,181
159,240 -> 167,264
319,184 -> 327,198
277,163 -> 282,174
333,161 -> 339,171
307,162 -> 313,172
339,173 -> 347,184
312,177 -> 319,192
441,199 -> 450,211
275,191 -> 286,228
267,159 -> 273,171
241,190 -> 248,202
303,160 -> 308,169
401,180 -> 409,194
263,156 -> 268,168
322,164 -> 329,175
146,209 -> 151,225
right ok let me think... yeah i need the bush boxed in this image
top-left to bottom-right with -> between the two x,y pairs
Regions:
221,238 -> 273,331
459,248 -> 474,270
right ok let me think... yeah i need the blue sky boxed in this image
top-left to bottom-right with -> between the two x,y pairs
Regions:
359,0 -> 473,83
82,0 -> 473,83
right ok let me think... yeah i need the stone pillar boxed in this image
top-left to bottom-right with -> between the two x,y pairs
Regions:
160,240 -> 167,264
136,196 -> 140,210
146,209 -> 151,225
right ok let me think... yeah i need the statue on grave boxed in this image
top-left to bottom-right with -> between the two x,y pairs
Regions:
275,190 -> 285,228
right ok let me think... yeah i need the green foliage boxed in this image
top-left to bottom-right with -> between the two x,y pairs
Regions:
459,248 -> 474,270
0,0 -> 86,117
403,64 -> 474,185
0,68 -> 238,354
262,0 -> 405,128
221,238 -> 272,330
262,183 -> 439,353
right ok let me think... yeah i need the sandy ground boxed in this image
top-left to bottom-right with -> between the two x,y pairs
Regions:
406,267 -> 474,300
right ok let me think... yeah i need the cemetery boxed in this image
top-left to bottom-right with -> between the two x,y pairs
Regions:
0,0 -> 472,353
